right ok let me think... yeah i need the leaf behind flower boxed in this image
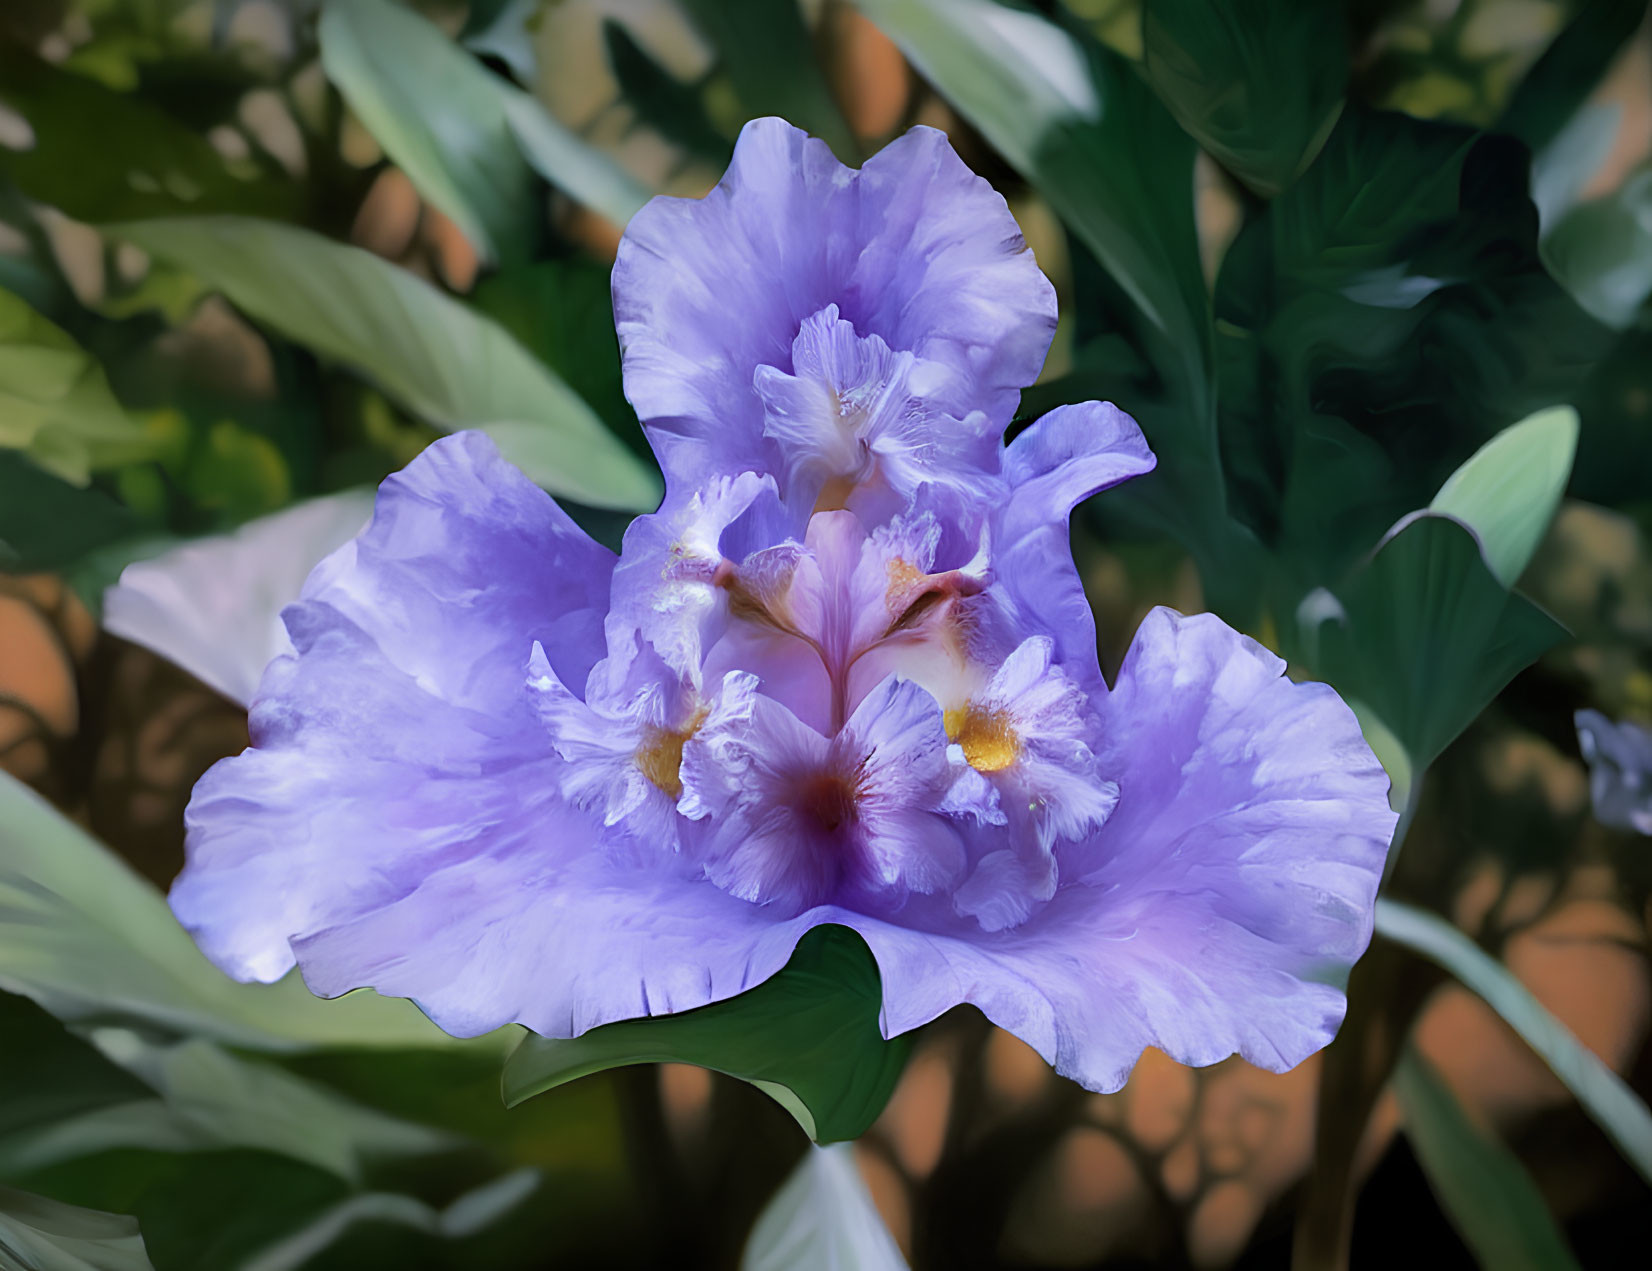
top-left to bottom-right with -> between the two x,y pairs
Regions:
502,924 -> 910,1144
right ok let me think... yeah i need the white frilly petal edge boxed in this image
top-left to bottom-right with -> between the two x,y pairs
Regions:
104,490 -> 377,706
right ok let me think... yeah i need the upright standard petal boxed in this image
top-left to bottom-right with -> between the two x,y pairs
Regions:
613,117 -> 1056,491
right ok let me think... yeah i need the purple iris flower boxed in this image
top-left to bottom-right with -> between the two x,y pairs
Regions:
172,119 -> 1395,1093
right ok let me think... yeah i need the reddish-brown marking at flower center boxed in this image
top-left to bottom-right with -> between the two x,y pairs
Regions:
796,770 -> 862,833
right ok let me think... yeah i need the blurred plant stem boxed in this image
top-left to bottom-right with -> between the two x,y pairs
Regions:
1293,772 -> 1441,1271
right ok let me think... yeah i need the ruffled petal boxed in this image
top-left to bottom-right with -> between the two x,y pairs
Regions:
614,117 -> 1056,489
839,608 -> 1394,1091
171,432 -> 614,982
995,402 -> 1156,681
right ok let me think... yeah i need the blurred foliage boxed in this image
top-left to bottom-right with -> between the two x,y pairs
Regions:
1,0 -> 1650,1268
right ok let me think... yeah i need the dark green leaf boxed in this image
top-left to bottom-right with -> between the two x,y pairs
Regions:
0,993 -> 151,1142
1309,513 -> 1566,766
602,20 -> 730,161
1214,107 -> 1611,581
0,1185 -> 152,1271
109,217 -> 660,511
1379,898 -> 1652,1189
1394,1047 -> 1581,1271
1497,0 -> 1649,153
503,925 -> 910,1145
0,454 -> 141,573
0,45 -> 298,224
471,259 -> 640,452
1142,0 -> 1347,197
860,0 -> 1209,397
680,0 -> 856,160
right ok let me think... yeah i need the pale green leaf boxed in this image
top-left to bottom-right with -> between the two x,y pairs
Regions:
320,0 -> 648,238
1431,405 -> 1580,588
109,217 -> 659,511
1377,897 -> 1652,1188
320,0 -> 533,263
0,770 -> 488,1052
0,288 -> 154,485
1393,1047 -> 1582,1271
741,1145 -> 907,1271
240,1170 -> 539,1271
0,1186 -> 152,1271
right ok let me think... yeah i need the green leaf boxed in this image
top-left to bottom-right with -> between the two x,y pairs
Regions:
0,1039 -> 457,1185
320,0 -> 534,264
741,1145 -> 907,1271
0,770 -> 486,1053
680,0 -> 856,160
0,1185 -> 153,1271
1430,405 -> 1579,588
1142,0 -> 1347,197
108,217 -> 660,511
1497,0 -> 1649,154
857,0 -> 1208,393
602,20 -> 731,162
1309,514 -> 1566,766
0,45 -> 298,224
0,993 -> 152,1142
495,86 -> 653,230
1393,1047 -> 1582,1271
1213,106 -> 1610,583
503,925 -> 910,1144
0,289 -> 155,486
1378,898 -> 1652,1189
0,454 -> 142,573
1543,164 -> 1652,330
233,1170 -> 539,1271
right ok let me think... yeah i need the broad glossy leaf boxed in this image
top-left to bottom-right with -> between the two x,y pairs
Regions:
1142,0 -> 1346,197
1543,164 -> 1652,329
110,217 -> 660,511
0,289 -> 153,486
320,0 -> 534,264
0,771 -> 477,1052
1430,405 -> 1579,588
1214,106 -> 1610,581
741,1145 -> 906,1271
1498,0 -> 1649,154
0,46 -> 297,224
858,0 -> 1208,392
0,1186 -> 152,1271
504,925 -> 910,1144
1393,1047 -> 1582,1271
1377,897 -> 1652,1188
103,489 -> 375,706
1311,514 -> 1566,766
0,1038 -> 455,1185
681,0 -> 855,160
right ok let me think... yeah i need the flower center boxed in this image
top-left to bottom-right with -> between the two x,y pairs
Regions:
794,769 -> 863,833
946,704 -> 1020,772
634,709 -> 708,798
